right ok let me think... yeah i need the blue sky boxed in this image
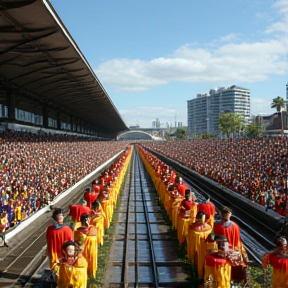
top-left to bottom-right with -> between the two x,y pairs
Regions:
48,0 -> 288,128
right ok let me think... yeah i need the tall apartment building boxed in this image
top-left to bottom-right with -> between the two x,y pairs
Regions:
187,93 -> 210,135
187,85 -> 250,136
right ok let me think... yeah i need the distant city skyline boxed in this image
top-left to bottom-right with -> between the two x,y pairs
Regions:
49,0 -> 288,128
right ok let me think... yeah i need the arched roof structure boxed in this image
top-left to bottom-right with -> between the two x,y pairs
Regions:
0,0 -> 127,138
118,130 -> 154,141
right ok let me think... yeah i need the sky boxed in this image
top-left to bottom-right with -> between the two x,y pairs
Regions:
48,0 -> 288,128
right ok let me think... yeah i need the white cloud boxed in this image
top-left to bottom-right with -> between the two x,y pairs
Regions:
267,0 -> 288,34
220,33 -> 236,42
250,98 -> 275,116
95,59 -> 167,92
95,1 -> 288,92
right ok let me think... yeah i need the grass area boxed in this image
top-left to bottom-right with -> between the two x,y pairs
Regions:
88,171 -> 129,288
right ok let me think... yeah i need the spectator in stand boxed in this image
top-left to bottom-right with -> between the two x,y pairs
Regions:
0,130 -> 130,230
143,137 -> 288,216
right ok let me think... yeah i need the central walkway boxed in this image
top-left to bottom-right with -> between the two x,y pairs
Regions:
103,150 -> 193,287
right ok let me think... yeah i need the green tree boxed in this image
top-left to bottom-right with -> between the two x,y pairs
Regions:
164,129 -> 171,140
271,96 -> 285,112
201,133 -> 214,139
245,123 -> 263,138
174,127 -> 186,139
219,112 -> 244,139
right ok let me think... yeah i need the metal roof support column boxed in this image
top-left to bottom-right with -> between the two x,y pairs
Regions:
57,111 -> 61,130
7,90 -> 16,121
42,105 -> 48,128
81,120 -> 84,133
70,114 -> 74,132
87,122 -> 91,135
75,116 -> 78,132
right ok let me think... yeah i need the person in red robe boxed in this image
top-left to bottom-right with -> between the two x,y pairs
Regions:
46,208 -> 73,268
177,189 -> 197,244
197,198 -> 216,227
213,206 -> 242,250
179,189 -> 197,217
263,235 -> 288,288
175,176 -> 189,197
69,204 -> 91,222
92,179 -> 101,194
214,207 -> 248,283
83,187 -> 99,209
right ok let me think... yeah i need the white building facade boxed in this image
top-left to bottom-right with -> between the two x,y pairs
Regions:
187,85 -> 250,136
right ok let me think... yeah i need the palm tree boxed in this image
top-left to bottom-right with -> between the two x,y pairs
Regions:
271,96 -> 285,112
271,96 -> 285,135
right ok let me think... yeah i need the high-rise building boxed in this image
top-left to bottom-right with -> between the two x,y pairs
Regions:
152,118 -> 160,128
187,85 -> 250,136
187,93 -> 210,135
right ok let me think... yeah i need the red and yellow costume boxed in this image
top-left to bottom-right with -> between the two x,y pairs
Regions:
83,191 -> 99,209
177,199 -> 197,244
69,205 -> 91,222
90,208 -> 105,246
46,225 -> 73,268
74,226 -> 98,279
213,221 -> 241,250
263,253 -> 288,288
197,201 -> 216,228
177,183 -> 189,197
53,254 -> 88,288
186,222 -> 212,279
204,253 -> 231,288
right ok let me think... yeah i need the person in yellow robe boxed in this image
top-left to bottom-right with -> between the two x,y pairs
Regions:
52,240 -> 88,288
74,213 -> 98,279
204,235 -> 232,288
90,200 -> 105,246
186,211 -> 212,279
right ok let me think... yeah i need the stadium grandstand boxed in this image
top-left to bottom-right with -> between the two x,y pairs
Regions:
0,0 -> 127,139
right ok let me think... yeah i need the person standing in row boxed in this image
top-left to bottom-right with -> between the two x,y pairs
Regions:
46,208 -> 73,268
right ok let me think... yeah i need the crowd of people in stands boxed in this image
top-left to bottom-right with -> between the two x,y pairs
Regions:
144,137 -> 288,216
0,130 -> 130,234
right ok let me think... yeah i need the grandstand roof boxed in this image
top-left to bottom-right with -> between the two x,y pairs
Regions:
0,0 -> 127,135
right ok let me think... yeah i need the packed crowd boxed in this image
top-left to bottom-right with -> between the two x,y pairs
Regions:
143,137 -> 288,216
46,146 -> 132,287
0,130 -> 130,234
138,145 -> 288,288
